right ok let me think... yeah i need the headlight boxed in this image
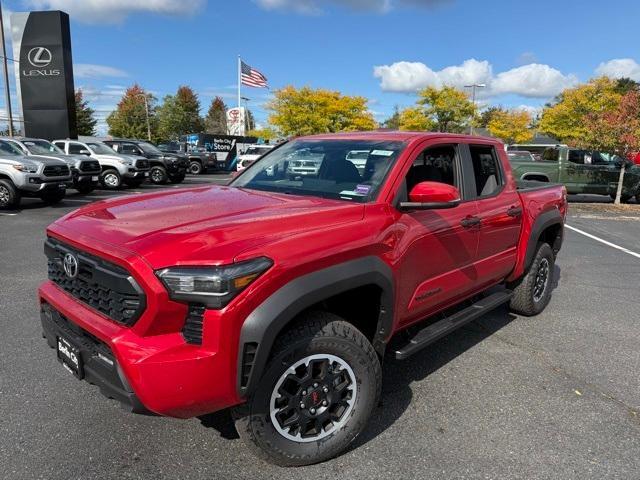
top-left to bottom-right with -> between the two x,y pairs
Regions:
156,257 -> 273,308
13,163 -> 38,173
116,158 -> 132,165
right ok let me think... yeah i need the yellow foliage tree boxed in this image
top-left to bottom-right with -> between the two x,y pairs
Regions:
267,86 -> 376,136
487,109 -> 533,144
398,106 -> 434,131
417,85 -> 476,133
539,77 -> 622,145
246,127 -> 279,141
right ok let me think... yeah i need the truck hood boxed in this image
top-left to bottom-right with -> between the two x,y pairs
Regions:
0,154 -> 67,167
51,185 -> 365,268
29,153 -> 83,165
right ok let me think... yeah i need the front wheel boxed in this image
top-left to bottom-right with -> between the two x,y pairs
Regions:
149,165 -> 168,184
0,179 -> 20,209
233,312 -> 381,467
509,242 -> 555,316
188,160 -> 203,175
100,169 -> 122,189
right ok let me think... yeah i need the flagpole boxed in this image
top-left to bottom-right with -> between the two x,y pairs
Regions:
237,55 -> 241,134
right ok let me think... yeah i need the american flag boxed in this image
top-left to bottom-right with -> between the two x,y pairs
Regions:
241,61 -> 268,88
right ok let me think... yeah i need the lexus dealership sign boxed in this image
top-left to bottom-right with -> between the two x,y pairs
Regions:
11,11 -> 76,139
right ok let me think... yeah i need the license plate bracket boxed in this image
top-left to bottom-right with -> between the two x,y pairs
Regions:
56,336 -> 84,379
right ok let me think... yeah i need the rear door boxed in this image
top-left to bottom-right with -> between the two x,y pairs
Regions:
392,141 -> 481,327
465,144 -> 522,288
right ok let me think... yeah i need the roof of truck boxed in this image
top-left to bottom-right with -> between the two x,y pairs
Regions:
297,131 -> 502,144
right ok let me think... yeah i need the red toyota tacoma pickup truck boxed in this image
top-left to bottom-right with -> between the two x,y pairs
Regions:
39,132 -> 566,466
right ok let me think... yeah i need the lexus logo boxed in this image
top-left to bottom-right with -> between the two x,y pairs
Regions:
63,253 -> 78,279
27,47 -> 52,67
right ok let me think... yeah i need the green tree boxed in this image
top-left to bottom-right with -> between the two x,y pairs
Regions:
487,109 -> 533,144
157,85 -> 204,140
417,85 -> 476,133
614,77 -> 640,95
75,89 -> 97,136
539,77 -> 621,145
383,105 -> 401,129
204,96 -> 227,134
106,84 -> 158,140
245,109 -> 256,131
267,86 -> 376,136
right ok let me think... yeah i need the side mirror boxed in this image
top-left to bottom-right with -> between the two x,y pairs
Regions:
399,181 -> 461,210
79,149 -> 91,155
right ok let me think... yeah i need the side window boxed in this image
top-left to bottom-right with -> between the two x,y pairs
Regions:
53,141 -> 66,152
68,143 -> 85,154
542,147 -> 560,162
120,143 -> 138,154
568,149 -> 586,164
406,145 -> 458,193
469,145 -> 503,197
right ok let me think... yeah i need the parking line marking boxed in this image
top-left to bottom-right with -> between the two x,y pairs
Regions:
566,224 -> 640,259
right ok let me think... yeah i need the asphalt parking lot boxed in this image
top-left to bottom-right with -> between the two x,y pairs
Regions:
1,180 -> 639,479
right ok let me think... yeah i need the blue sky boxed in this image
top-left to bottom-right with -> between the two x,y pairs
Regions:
4,0 -> 640,134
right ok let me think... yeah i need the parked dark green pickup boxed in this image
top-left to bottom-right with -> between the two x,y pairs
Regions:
507,145 -> 640,202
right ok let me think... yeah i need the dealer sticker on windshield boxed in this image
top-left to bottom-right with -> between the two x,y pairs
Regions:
370,149 -> 394,157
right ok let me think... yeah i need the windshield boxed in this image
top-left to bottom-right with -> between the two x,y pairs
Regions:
0,140 -> 22,156
87,142 -> 117,155
231,139 -> 406,203
23,140 -> 64,155
244,146 -> 272,156
138,142 -> 162,154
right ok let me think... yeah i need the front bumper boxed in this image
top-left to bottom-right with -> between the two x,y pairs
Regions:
19,175 -> 70,194
38,275 -> 241,418
123,169 -> 149,179
73,171 -> 100,186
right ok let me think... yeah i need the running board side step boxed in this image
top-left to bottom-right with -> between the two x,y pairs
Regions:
393,290 -> 513,360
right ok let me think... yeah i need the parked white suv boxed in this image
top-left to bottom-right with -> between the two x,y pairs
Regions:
237,145 -> 274,172
53,139 -> 150,189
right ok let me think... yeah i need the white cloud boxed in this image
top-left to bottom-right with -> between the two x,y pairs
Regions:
374,59 -> 577,98
74,64 -> 128,79
596,58 -> 640,81
255,0 -> 450,14
25,0 -> 206,23
492,64 -> 577,98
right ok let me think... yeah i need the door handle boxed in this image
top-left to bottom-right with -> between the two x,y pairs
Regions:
507,206 -> 523,217
460,216 -> 481,228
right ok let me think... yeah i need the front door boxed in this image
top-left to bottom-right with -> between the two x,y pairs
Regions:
393,142 -> 481,327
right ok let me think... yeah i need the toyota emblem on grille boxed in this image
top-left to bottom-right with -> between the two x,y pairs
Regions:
63,253 -> 78,279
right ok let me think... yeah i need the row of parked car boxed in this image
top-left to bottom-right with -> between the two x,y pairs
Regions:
0,136 -> 199,209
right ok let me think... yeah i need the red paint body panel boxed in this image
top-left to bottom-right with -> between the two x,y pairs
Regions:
38,132 -> 566,418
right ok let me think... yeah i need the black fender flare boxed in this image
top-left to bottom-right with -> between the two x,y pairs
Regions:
524,209 -> 564,270
237,256 -> 394,397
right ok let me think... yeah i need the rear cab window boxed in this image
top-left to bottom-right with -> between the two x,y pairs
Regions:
468,145 -> 504,197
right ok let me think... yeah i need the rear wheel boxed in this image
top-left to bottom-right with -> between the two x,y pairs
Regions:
149,165 -> 168,184
233,312 -> 381,467
189,160 -> 203,175
100,169 -> 122,189
509,242 -> 555,316
0,179 -> 20,209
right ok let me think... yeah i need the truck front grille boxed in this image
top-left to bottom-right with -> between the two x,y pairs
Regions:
45,237 -> 146,326
135,159 -> 149,170
43,165 -> 70,177
79,160 -> 100,172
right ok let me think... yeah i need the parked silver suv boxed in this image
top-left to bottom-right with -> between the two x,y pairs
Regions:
0,139 -> 71,208
2,137 -> 101,194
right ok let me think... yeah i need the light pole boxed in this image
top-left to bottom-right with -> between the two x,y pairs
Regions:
464,83 -> 485,135
137,93 -> 151,141
0,1 -> 14,136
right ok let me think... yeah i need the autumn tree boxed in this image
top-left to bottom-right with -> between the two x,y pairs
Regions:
157,86 -> 204,140
75,89 -> 97,136
267,86 -> 376,136
477,106 -> 506,128
417,86 -> 476,133
106,84 -> 157,140
487,109 -> 533,144
539,77 -> 621,145
246,127 -> 278,141
583,90 -> 640,203
398,106 -> 434,131
204,96 -> 227,134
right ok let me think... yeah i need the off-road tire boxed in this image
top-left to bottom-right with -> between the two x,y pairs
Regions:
233,311 -> 382,467
100,169 -> 122,189
0,178 -> 20,209
149,165 -> 168,184
188,160 -> 203,175
40,190 -> 65,205
509,242 -> 555,316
